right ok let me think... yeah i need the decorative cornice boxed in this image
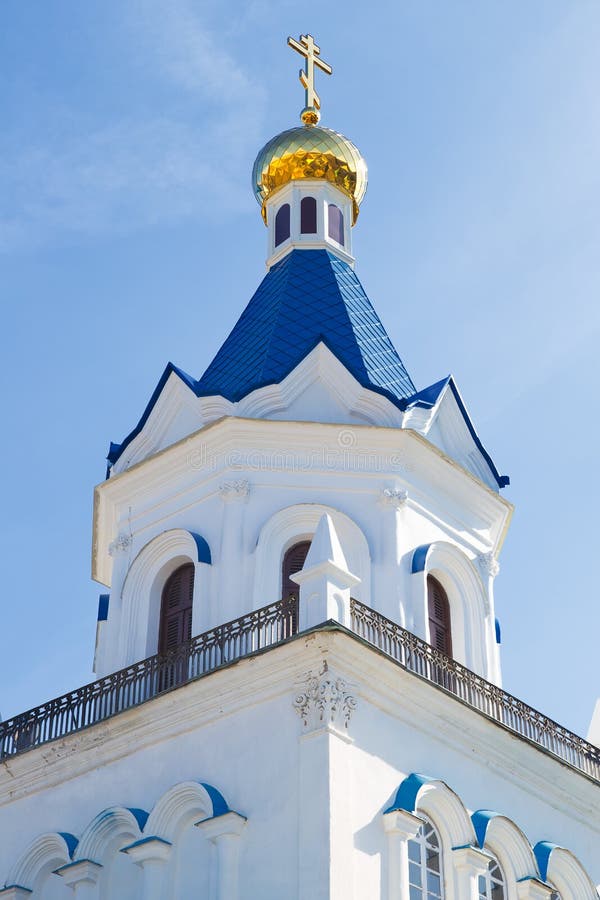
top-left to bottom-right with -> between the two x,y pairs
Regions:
478,552 -> 500,578
108,533 -> 132,557
293,660 -> 357,732
219,480 -> 250,503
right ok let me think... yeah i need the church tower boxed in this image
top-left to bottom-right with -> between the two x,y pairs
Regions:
1,35 -> 598,900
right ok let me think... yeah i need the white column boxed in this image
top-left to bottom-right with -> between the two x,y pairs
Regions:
196,811 -> 246,900
218,481 -> 250,622
121,836 -> 172,900
452,845 -> 491,900
477,552 -> 502,685
291,514 -> 360,631
517,878 -> 557,900
55,860 -> 102,898
382,808 -> 422,900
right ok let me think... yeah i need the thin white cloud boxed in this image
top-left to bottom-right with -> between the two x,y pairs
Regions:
0,0 -> 269,252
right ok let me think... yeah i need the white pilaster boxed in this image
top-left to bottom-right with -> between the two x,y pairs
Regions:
291,513 -> 360,630
381,808 -> 423,900
452,845 -> 492,900
294,662 -> 358,900
196,812 -> 247,900
55,860 -> 102,898
121,836 -> 172,900
218,480 -> 250,622
376,486 -> 408,625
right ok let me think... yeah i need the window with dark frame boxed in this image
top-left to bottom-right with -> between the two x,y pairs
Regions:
301,196 -> 317,233
328,203 -> 344,245
275,203 -> 291,246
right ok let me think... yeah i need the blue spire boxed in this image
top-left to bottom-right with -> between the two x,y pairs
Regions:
196,249 -> 415,403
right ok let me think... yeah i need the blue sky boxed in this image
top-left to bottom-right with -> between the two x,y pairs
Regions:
1,1 -> 599,739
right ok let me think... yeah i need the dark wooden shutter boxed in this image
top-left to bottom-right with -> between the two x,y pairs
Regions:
282,541 -> 311,600
159,563 -> 195,655
427,575 -> 452,657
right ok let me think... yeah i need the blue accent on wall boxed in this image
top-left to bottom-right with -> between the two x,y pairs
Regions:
58,833 -> 79,858
471,810 -> 501,849
533,842 -> 559,882
384,773 -> 436,814
495,617 -> 502,644
127,808 -> 150,830
411,544 -> 432,574
97,594 -> 109,622
200,782 -> 230,818
190,533 -> 212,565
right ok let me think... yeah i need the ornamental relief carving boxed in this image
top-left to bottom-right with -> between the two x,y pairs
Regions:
219,479 -> 250,502
108,533 -> 133,556
478,552 -> 500,578
293,660 -> 358,732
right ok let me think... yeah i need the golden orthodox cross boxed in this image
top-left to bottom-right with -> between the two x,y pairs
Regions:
287,34 -> 332,124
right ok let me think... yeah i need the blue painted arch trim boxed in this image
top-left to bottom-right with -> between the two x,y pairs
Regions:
200,782 -> 230,818
58,832 -> 79,858
128,808 -> 150,830
190,533 -> 212,565
411,544 -> 432,574
471,810 -> 502,849
384,773 -> 436,814
533,842 -> 559,882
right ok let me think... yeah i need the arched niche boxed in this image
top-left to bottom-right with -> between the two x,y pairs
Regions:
410,541 -> 490,677
472,811 -> 538,886
5,832 -> 77,896
74,807 -> 147,900
535,843 -> 598,900
252,503 -> 371,610
119,529 -> 212,666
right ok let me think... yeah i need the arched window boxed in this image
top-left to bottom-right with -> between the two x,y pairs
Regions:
159,563 -> 194,655
275,203 -> 290,246
301,196 -> 317,233
478,857 -> 505,899
282,541 -> 311,600
427,575 -> 452,657
328,203 -> 344,245
407,818 -> 444,899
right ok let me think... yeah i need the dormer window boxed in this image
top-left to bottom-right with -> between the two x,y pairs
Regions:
275,203 -> 291,246
301,196 -> 317,233
427,575 -> 452,657
328,203 -> 344,245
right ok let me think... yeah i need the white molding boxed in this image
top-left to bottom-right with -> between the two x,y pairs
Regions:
5,832 -> 73,894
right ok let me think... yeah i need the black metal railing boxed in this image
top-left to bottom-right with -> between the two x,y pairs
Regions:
2,596 -> 599,783
350,598 -> 600,781
0,596 -> 298,759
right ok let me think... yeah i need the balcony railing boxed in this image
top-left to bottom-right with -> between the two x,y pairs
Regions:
0,596 -> 297,760
350,598 -> 600,782
1,597 -> 599,785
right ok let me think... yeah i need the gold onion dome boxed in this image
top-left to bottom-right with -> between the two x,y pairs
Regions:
252,124 -> 368,225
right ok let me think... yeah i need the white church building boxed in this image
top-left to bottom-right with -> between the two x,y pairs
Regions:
1,34 -> 598,900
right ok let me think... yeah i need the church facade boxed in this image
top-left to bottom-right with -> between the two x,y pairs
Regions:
1,35 -> 598,900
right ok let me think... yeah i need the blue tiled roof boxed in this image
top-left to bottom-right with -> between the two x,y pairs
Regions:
106,249 -> 508,489
196,249 -> 415,402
